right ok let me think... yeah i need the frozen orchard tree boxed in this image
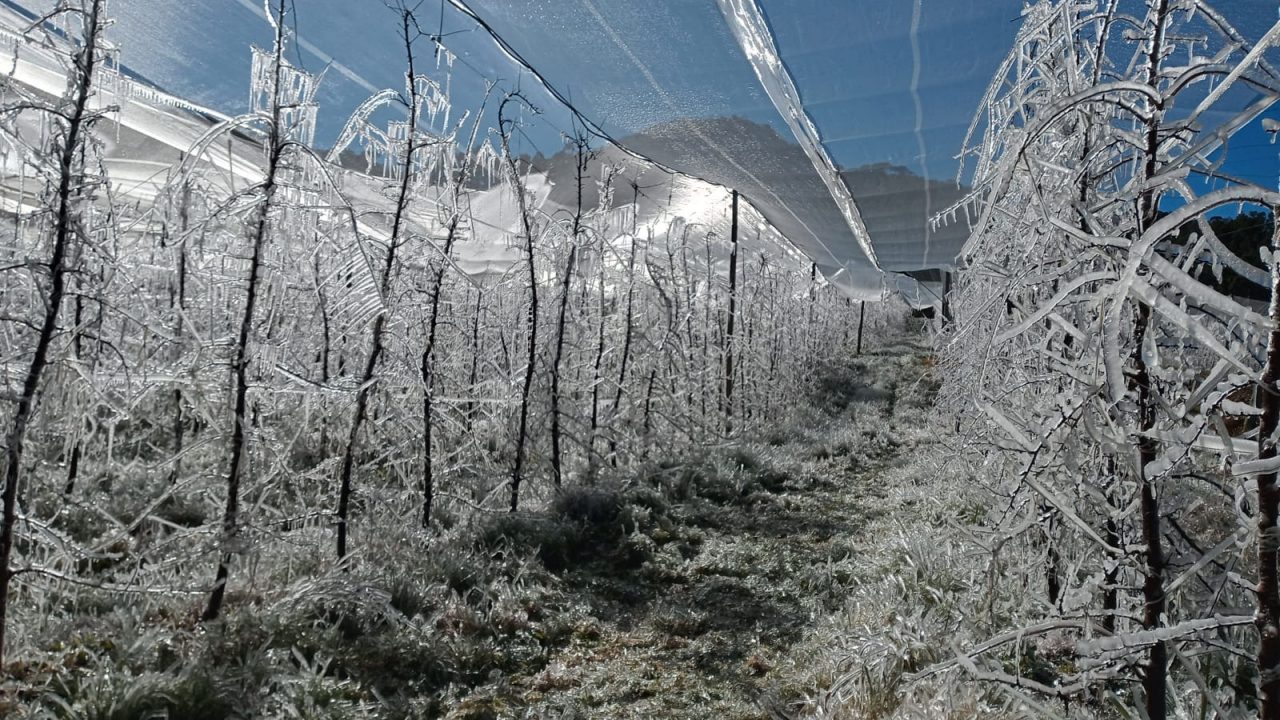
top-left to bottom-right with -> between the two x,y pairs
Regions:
934,0 -> 1280,714
0,0 -> 111,663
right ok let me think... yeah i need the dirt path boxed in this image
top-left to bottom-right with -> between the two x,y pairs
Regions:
465,334 -> 935,719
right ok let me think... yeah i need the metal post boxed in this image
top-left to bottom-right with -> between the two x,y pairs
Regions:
724,190 -> 739,430
855,301 -> 865,355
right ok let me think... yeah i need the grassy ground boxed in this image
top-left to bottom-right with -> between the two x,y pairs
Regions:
495,330 -> 939,719
11,324 -> 943,719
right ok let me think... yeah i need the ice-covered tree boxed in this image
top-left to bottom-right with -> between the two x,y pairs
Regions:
0,0 -> 109,662
937,0 -> 1280,712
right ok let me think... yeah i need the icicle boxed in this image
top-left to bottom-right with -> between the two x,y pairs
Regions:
443,72 -> 452,130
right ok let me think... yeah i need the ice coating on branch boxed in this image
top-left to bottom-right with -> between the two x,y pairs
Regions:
250,47 -> 319,146
932,1 -> 1280,701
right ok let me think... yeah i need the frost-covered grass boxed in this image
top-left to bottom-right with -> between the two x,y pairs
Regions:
769,330 -> 1054,719
783,449 -> 1028,719
7,317 -> 929,719
0,452 -> 747,715
784,335 -> 1257,718
10,449 -> 807,718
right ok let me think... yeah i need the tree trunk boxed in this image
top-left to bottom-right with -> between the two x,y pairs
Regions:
204,0 -> 287,620
1256,208 -> 1280,719
549,138 -> 587,487
420,216 -> 461,529
587,255 -> 606,482
464,287 -> 483,432
856,301 -> 865,355
314,249 -> 332,459
724,190 -> 739,432
500,96 -> 538,512
168,180 -> 191,486
1133,4 -> 1171,713
336,9 -> 422,559
608,189 -> 640,464
642,368 -> 658,450
63,294 -> 84,496
1133,303 -> 1166,717
0,0 -> 103,661
1102,460 -> 1121,636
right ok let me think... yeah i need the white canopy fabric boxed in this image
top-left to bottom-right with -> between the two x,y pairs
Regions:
14,0 -> 1276,302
